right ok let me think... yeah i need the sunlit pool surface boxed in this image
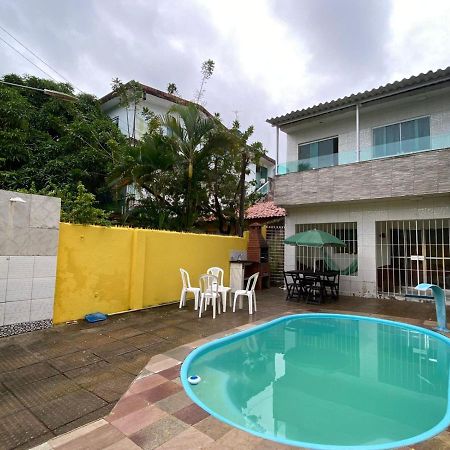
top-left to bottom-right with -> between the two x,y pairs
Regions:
181,314 -> 450,449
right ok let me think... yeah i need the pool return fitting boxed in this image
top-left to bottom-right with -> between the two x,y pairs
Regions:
188,375 -> 201,385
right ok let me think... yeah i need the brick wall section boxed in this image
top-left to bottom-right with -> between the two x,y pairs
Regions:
266,225 -> 285,286
274,148 -> 450,206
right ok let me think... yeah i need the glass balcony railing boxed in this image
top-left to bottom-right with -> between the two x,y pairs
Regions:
256,180 -> 271,195
277,133 -> 450,175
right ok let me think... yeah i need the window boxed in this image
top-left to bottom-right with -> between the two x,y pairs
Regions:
256,165 -> 268,187
298,137 -> 338,169
295,222 -> 358,276
373,117 -> 430,158
111,116 -> 119,127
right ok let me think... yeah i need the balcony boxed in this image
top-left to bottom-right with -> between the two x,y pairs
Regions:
277,133 -> 450,175
274,146 -> 450,207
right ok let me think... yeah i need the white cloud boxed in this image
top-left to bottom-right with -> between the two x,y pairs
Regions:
197,0 -> 315,110
388,0 -> 450,80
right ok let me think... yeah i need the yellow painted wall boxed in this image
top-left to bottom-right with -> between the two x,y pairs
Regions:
54,223 -> 247,323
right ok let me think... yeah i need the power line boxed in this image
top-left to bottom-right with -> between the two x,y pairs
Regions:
0,25 -> 84,93
0,34 -> 58,82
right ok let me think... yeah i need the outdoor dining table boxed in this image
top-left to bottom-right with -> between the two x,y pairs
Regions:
284,269 -> 339,304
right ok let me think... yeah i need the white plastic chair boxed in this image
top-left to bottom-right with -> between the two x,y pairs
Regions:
233,273 -> 259,315
199,274 -> 221,319
179,268 -> 200,310
207,267 -> 231,312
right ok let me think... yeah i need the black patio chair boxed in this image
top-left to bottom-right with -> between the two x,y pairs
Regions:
304,273 -> 325,305
283,271 -> 301,301
322,270 -> 340,301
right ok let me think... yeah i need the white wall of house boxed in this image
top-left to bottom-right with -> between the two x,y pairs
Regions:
283,87 -> 450,163
102,95 -> 177,140
284,196 -> 450,298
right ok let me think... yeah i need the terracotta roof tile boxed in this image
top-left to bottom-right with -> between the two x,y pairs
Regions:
99,82 -> 213,118
245,201 -> 286,220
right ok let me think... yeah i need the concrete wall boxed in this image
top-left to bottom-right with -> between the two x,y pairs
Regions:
284,196 -> 450,298
283,87 -> 450,162
275,148 -> 450,206
54,223 -> 247,323
0,190 -> 61,326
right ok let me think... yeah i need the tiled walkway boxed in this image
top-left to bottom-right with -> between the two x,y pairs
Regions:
0,289 -> 449,449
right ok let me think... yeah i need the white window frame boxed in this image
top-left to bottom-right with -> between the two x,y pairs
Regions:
297,135 -> 339,151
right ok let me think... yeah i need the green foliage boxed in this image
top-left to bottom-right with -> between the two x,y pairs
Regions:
60,183 -> 111,225
17,182 -> 111,225
167,83 -> 179,95
0,74 -> 129,214
112,102 -> 267,233
195,59 -> 215,104
111,78 -> 143,141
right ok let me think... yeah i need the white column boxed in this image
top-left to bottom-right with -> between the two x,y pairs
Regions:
356,104 -> 360,162
276,126 -> 280,174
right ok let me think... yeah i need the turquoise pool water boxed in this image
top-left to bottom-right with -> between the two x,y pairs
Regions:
181,314 -> 450,449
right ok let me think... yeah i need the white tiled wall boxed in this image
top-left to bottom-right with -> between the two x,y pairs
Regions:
30,298 -> 54,322
0,190 -> 60,327
0,255 -> 58,325
285,196 -> 450,298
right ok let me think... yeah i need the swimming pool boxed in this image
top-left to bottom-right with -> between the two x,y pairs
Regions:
181,314 -> 450,449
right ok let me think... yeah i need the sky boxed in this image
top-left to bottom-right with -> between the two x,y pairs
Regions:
1,0 -> 450,160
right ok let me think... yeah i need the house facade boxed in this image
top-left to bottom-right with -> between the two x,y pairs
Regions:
100,82 -> 212,141
247,154 -> 276,196
268,68 -> 450,300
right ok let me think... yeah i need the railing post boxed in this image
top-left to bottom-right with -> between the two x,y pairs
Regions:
276,126 -> 280,175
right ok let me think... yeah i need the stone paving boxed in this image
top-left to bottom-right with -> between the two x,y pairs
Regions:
0,288 -> 449,449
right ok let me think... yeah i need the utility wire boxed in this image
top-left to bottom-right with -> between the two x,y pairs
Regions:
0,34 -> 58,82
0,27 -> 131,164
0,24 -> 83,92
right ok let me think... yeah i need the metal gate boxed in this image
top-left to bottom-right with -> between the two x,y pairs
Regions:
376,219 -> 450,297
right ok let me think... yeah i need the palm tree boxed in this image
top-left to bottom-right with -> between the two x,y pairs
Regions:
110,132 -> 179,226
162,104 -> 229,229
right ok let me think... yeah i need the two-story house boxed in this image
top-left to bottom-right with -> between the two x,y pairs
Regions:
268,67 -> 450,300
100,82 -> 213,140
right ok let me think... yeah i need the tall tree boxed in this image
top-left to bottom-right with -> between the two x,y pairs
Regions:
0,74 -> 128,211
195,59 -> 215,104
230,121 -> 265,237
161,103 -> 230,229
111,79 -> 143,143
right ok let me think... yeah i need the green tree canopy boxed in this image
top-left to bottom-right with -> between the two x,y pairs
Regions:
0,74 -> 128,210
112,103 -> 266,233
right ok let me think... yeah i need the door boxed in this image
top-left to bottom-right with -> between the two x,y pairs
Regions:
376,219 -> 450,297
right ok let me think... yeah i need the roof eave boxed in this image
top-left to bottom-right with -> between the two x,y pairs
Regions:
267,70 -> 450,128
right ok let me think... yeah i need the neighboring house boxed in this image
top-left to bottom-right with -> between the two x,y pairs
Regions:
246,154 -> 277,197
100,82 -> 213,210
100,82 -> 212,141
268,67 -> 450,300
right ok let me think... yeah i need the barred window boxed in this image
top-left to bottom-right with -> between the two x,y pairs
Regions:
295,222 -> 358,276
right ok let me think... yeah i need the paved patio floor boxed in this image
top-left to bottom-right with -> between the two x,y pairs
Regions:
0,288 -> 448,449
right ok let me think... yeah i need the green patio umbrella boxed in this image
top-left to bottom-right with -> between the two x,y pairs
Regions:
284,229 -> 346,272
